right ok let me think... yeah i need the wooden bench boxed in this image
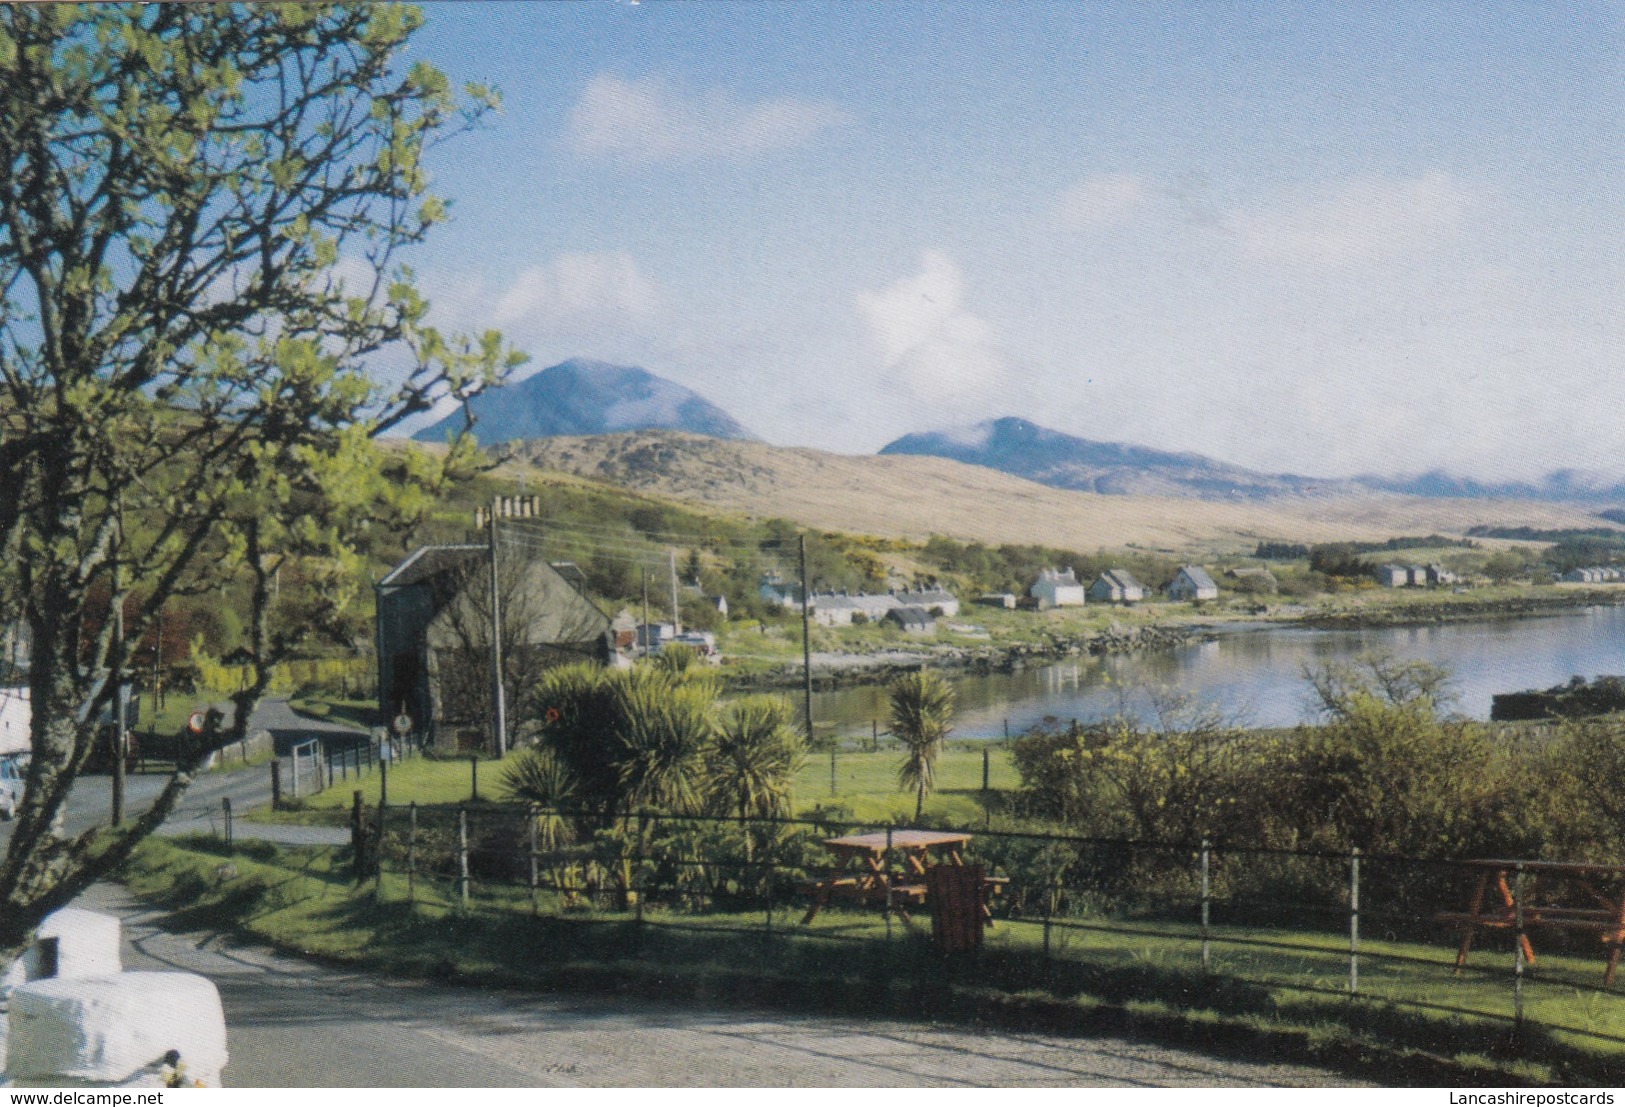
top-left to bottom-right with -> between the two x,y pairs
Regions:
1436,860 -> 1625,985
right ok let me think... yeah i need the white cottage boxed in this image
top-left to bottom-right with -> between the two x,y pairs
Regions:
1029,568 -> 1085,608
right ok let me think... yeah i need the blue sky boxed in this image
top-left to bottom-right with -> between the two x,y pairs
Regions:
393,2 -> 1622,481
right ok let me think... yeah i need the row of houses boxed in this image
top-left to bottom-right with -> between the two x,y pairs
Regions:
1374,563 -> 1458,588
1027,565 -> 1220,607
1563,566 -> 1625,584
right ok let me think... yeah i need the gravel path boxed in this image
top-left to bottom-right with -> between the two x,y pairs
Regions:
72,883 -> 1376,1088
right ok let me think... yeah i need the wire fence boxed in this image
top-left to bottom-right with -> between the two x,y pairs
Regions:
200,801 -> 1625,1057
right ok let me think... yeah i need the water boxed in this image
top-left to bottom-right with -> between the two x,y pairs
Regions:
813,606 -> 1625,737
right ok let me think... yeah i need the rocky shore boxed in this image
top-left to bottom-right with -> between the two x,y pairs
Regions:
723,621 -> 1213,693
1292,588 -> 1625,629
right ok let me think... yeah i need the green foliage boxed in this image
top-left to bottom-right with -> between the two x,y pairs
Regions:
528,661 -> 800,820
708,696 -> 806,820
888,670 -> 956,820
0,2 -> 520,941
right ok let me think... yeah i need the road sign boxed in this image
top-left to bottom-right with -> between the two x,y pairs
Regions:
186,710 -> 206,735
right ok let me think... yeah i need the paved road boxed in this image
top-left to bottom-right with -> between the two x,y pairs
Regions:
0,697 -> 364,848
72,883 -> 1373,1088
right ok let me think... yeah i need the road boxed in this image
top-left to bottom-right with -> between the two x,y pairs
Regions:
72,882 -> 1372,1088
0,697 -> 362,849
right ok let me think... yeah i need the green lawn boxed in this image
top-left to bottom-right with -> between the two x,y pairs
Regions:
255,743 -> 1018,826
121,833 -> 1625,1086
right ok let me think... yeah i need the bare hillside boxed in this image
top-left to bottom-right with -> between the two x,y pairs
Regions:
503,432 -> 1610,553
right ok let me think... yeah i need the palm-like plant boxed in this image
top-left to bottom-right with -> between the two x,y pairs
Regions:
890,670 -> 956,821
500,746 -> 579,851
612,666 -> 717,814
707,695 -> 805,821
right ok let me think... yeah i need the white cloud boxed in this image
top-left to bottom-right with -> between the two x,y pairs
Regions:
857,251 -> 1006,400
1057,173 -> 1149,230
1225,172 -> 1477,264
568,74 -> 847,164
493,252 -> 662,330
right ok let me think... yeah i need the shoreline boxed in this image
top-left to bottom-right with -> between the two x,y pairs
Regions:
722,587 -> 1625,693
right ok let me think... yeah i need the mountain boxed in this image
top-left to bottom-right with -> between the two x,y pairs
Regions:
879,417 -> 1353,501
412,359 -> 753,444
1356,469 -> 1625,505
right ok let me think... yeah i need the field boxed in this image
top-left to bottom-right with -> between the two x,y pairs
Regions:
258,743 -> 1019,826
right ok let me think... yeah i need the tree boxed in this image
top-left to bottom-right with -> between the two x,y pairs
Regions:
0,4 -> 522,946
707,695 -> 804,821
889,670 -> 955,820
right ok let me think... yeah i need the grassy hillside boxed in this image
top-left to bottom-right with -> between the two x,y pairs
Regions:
505,430 -> 1610,554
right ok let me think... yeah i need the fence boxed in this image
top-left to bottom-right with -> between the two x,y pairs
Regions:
205,802 -> 1625,1061
272,730 -> 426,807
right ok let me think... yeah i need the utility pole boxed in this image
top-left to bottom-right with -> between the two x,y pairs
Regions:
488,497 -> 508,758
640,567 -> 650,657
668,548 -> 681,636
800,534 -> 813,742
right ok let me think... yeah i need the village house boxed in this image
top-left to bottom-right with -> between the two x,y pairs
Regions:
1087,569 -> 1146,605
884,606 -> 937,635
1407,565 -> 1429,587
895,585 -> 960,618
1029,567 -> 1085,608
1165,566 -> 1219,602
376,545 -> 613,751
976,593 -> 1018,609
1375,564 -> 1410,587
757,574 -> 803,610
1426,564 -> 1458,586
809,592 -> 862,627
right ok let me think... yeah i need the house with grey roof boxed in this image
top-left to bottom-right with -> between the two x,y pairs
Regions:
894,586 -> 960,617
376,545 -> 613,752
1166,566 -> 1219,602
884,606 -> 937,635
1374,564 -> 1410,587
1087,569 -> 1146,604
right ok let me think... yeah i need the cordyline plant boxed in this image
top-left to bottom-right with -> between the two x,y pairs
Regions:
0,3 -> 525,947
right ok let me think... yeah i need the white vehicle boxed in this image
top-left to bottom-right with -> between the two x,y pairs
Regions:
0,757 -> 22,820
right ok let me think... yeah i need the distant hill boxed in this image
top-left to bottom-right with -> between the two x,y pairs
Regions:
412,358 -> 753,445
879,417 -> 1351,500
879,416 -> 1625,510
509,430 -> 1608,554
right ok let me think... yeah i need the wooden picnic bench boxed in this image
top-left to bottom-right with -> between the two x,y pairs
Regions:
1435,859 -> 1625,985
799,829 -> 1003,928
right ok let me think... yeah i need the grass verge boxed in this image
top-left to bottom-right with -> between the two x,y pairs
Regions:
121,834 -> 1623,1087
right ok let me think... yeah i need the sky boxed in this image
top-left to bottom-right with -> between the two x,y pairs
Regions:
389,2 -> 1622,482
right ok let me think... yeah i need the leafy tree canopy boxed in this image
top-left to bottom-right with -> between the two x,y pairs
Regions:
0,3 -> 522,944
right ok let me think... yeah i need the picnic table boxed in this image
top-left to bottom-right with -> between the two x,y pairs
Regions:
798,829 -> 1004,927
1435,859 -> 1625,985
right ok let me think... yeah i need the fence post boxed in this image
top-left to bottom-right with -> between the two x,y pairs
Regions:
982,746 -> 990,793
270,760 -> 282,810
883,825 -> 893,940
407,801 -> 417,905
350,790 -> 365,884
223,797 -> 233,848
290,749 -> 299,801
1199,838 -> 1211,974
458,805 -> 470,908
1043,853 -> 1053,960
764,815 -> 774,936
528,806 -> 539,916
470,755 -> 479,802
379,758 -> 388,809
375,774 -> 388,894
1513,862 -> 1526,1035
830,745 -> 837,796
1348,847 -> 1361,997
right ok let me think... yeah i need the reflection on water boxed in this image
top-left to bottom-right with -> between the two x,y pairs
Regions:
813,606 -> 1625,738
